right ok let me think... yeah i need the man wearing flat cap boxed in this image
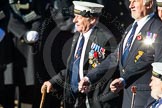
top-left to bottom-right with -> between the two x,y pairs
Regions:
145,62 -> 162,108
156,0 -> 162,20
41,1 -> 122,108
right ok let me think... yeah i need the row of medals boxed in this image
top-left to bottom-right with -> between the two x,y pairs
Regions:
89,43 -> 106,68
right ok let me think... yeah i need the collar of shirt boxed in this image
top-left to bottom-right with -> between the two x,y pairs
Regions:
123,12 -> 155,52
135,12 -> 154,36
74,27 -> 93,55
82,26 -> 94,39
154,98 -> 162,108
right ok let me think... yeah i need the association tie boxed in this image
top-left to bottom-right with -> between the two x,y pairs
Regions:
152,100 -> 159,108
152,99 -> 162,108
121,22 -> 138,65
71,35 -> 85,93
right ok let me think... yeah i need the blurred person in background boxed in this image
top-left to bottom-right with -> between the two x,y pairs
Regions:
0,0 -> 15,107
8,0 -> 47,107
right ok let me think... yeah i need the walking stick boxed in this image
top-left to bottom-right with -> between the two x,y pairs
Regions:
40,86 -> 47,108
131,86 -> 137,108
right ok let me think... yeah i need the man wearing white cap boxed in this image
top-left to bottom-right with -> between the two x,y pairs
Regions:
41,1 -> 121,108
156,0 -> 162,20
146,62 -> 162,108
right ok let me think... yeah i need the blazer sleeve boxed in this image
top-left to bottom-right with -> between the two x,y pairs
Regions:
86,45 -> 120,84
49,69 -> 66,90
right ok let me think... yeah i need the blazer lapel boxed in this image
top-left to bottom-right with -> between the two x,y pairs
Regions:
126,32 -> 142,60
69,32 -> 80,60
124,16 -> 155,66
119,26 -> 131,67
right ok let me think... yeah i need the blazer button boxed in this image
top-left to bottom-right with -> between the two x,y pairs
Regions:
122,69 -> 125,73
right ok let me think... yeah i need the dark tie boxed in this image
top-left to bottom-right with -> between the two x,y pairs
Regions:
121,22 -> 138,65
152,100 -> 159,108
71,35 -> 85,93
152,99 -> 162,108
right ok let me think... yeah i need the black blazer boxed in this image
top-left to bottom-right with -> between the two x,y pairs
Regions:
49,24 -> 121,108
86,14 -> 162,108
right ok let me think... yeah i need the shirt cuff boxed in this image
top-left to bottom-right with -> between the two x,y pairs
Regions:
119,77 -> 126,87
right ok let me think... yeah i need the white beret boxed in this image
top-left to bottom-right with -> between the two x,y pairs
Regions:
152,62 -> 162,79
157,0 -> 162,2
156,0 -> 162,7
73,1 -> 104,17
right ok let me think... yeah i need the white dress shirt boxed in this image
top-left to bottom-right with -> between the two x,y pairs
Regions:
74,28 -> 94,80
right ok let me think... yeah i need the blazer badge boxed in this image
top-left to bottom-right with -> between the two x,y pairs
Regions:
89,43 -> 106,68
134,50 -> 144,63
145,32 -> 157,42
136,32 -> 143,41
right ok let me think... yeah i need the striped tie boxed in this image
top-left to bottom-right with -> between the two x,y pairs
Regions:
122,22 -> 138,65
71,35 -> 85,93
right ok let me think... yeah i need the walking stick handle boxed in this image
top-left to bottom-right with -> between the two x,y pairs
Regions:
40,86 -> 47,108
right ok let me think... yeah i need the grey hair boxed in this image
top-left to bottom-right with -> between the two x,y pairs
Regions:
144,0 -> 157,12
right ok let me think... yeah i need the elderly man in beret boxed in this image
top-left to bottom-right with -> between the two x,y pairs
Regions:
41,1 -> 122,108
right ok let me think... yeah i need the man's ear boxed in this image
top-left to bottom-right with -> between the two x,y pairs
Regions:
144,0 -> 153,8
90,17 -> 97,25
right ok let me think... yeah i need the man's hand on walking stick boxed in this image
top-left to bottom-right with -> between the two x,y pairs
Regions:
40,81 -> 54,108
41,81 -> 54,93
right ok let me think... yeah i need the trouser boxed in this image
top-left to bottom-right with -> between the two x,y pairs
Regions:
0,85 -> 15,108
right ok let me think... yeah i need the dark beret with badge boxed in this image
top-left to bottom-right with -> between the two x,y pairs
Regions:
9,0 -> 41,23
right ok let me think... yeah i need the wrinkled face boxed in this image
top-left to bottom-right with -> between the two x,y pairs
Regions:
158,7 -> 162,20
149,76 -> 162,99
129,0 -> 150,20
73,14 -> 93,33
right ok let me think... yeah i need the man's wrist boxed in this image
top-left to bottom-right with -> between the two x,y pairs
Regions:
84,76 -> 90,83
